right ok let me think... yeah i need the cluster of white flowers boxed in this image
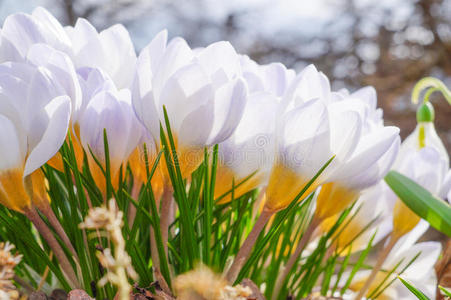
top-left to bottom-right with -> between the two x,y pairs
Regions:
0,7 -> 449,299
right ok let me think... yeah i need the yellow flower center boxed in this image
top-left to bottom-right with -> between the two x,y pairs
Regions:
214,164 -> 263,204
0,168 -> 31,213
392,198 -> 421,238
315,182 -> 360,221
264,162 -> 317,212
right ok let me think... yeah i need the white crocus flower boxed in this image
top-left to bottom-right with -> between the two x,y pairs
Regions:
314,88 -> 400,222
65,18 -> 137,89
77,67 -> 163,197
77,69 -> 142,195
343,223 -> 440,300
24,44 -> 82,172
0,61 -> 71,213
213,57 -> 294,203
263,65 -> 369,213
132,30 -> 248,178
215,92 -> 278,203
0,7 -> 72,62
263,97 -> 362,212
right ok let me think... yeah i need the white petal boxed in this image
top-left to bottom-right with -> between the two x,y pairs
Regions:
178,101 -> 215,147
389,220 -> 429,256
279,100 -> 332,177
281,64 -> 331,111
386,241 -> 441,281
351,86 -> 377,110
26,66 -> 65,140
80,90 -> 139,170
66,18 -> 98,54
262,62 -> 292,97
98,24 -> 136,88
159,63 -> 214,131
24,95 -> 71,176
1,13 -> 45,58
152,37 -> 193,100
27,44 -> 82,113
0,72 -> 30,122
31,7 -> 72,54
0,114 -> 24,170
345,135 -> 400,190
332,126 -> 400,181
220,92 -> 278,179
207,78 -> 248,145
396,146 -> 447,195
0,35 -> 22,62
327,109 -> 362,176
144,29 -> 168,75
195,41 -> 240,87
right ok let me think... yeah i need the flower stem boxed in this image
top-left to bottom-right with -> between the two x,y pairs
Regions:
272,217 -> 320,299
127,182 -> 141,228
24,207 -> 80,289
226,209 -> 273,284
354,233 -> 399,300
160,185 -> 173,259
37,200 -> 79,262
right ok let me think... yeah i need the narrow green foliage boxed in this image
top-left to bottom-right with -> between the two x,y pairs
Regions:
398,277 -> 430,300
439,285 -> 451,297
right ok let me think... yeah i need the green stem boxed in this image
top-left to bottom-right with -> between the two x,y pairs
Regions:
411,77 -> 451,105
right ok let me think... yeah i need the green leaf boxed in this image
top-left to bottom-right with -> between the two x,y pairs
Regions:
385,170 -> 451,236
439,285 -> 451,297
398,277 -> 430,300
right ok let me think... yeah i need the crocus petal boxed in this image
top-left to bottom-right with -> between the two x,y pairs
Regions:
386,241 -> 441,281
27,43 -> 82,113
351,86 -> 377,110
332,126 -> 400,181
2,13 -> 48,58
31,7 -> 72,53
152,37 -> 193,100
195,41 -> 240,87
220,92 -> 278,179
207,78 -> 248,145
0,72 -> 30,123
327,109 -> 362,175
280,99 -> 332,177
159,62 -> 214,131
0,114 -> 23,170
65,18 -> 98,55
24,95 -> 71,176
0,35 -> 22,62
98,24 -> 136,88
345,135 -> 400,190
178,101 -> 215,147
281,64 -> 331,111
262,62 -> 292,97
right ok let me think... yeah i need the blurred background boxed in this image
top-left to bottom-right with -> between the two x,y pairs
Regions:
1,0 -> 450,151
